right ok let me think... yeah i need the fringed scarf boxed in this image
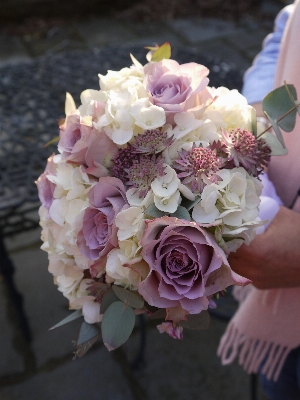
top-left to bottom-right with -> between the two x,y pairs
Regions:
218,0 -> 300,381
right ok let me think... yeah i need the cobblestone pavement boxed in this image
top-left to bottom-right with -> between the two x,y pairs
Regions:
0,2 -> 285,399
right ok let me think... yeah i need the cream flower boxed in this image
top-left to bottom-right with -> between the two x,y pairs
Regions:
115,206 -> 145,241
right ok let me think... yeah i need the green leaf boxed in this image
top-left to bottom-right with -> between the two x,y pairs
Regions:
144,204 -> 168,218
264,111 -> 285,148
112,286 -> 144,309
100,288 -> 119,314
77,321 -> 101,346
150,42 -> 171,62
44,135 -> 59,148
248,105 -> 257,137
262,84 -> 297,132
178,310 -> 210,330
49,310 -> 82,330
169,206 -> 191,221
284,82 -> 300,117
149,309 -> 166,320
261,131 -> 288,156
101,301 -> 135,351
181,197 -> 201,211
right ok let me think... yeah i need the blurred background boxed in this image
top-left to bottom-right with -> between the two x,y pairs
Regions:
0,0 -> 292,399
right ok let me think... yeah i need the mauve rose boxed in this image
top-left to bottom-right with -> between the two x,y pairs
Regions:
144,59 -> 210,124
67,129 -> 118,178
36,154 -> 56,210
58,114 -> 93,158
138,217 -> 249,314
77,177 -> 127,262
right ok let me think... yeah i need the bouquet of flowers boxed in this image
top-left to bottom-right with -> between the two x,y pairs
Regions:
37,43 -> 297,355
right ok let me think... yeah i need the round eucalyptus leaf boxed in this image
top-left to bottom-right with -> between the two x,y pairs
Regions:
144,204 -> 168,218
100,289 -> 119,314
169,206 -> 191,221
77,321 -> 101,346
102,301 -> 135,351
262,84 -> 297,132
112,286 -> 144,309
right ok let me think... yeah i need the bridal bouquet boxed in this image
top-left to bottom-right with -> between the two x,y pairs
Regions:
37,44 -> 294,355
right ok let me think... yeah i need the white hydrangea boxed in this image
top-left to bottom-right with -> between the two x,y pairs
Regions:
204,87 -> 252,132
192,167 -> 263,227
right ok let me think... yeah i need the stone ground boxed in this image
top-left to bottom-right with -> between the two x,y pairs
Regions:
0,1 -> 288,399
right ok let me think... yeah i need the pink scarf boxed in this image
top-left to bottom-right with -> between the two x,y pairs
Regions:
218,0 -> 300,381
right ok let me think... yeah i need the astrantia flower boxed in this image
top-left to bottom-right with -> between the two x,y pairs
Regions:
221,128 -> 271,176
174,145 -> 220,193
112,145 -> 139,184
132,129 -> 173,154
126,155 -> 166,198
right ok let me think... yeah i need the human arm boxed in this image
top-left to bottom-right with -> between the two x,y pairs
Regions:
228,206 -> 300,289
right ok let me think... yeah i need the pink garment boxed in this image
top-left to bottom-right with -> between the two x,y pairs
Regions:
218,0 -> 300,381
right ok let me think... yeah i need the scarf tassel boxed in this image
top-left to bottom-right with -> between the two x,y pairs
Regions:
217,321 -> 291,381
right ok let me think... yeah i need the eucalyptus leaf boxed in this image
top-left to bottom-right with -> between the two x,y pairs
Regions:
261,131 -> 288,156
77,321 -> 101,346
101,301 -> 135,351
49,310 -> 82,330
144,204 -> 168,218
169,206 -> 191,221
248,105 -> 257,137
262,84 -> 297,132
178,310 -> 210,330
151,42 -> 171,62
284,82 -> 300,117
112,286 -> 144,309
181,197 -> 201,211
295,100 -> 300,117
264,112 -> 285,148
100,289 -> 119,314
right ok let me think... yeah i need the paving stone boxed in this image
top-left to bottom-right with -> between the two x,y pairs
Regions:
21,26 -> 87,58
0,346 -> 133,400
77,18 -> 136,47
166,18 -> 239,44
127,21 -> 183,47
0,281 -> 23,376
225,30 -> 268,53
7,246 -> 81,367
0,35 -> 30,67
126,318 -> 268,400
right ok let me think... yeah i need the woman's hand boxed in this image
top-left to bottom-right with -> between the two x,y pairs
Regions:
228,206 -> 300,289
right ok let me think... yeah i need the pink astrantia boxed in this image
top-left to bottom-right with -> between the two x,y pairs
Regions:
144,59 -> 211,124
138,217 -> 249,314
221,128 -> 271,176
77,177 -> 127,263
174,145 -> 220,193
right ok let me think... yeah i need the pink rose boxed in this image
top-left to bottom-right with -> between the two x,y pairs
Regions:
138,217 -> 249,314
77,177 -> 127,262
144,59 -> 211,124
